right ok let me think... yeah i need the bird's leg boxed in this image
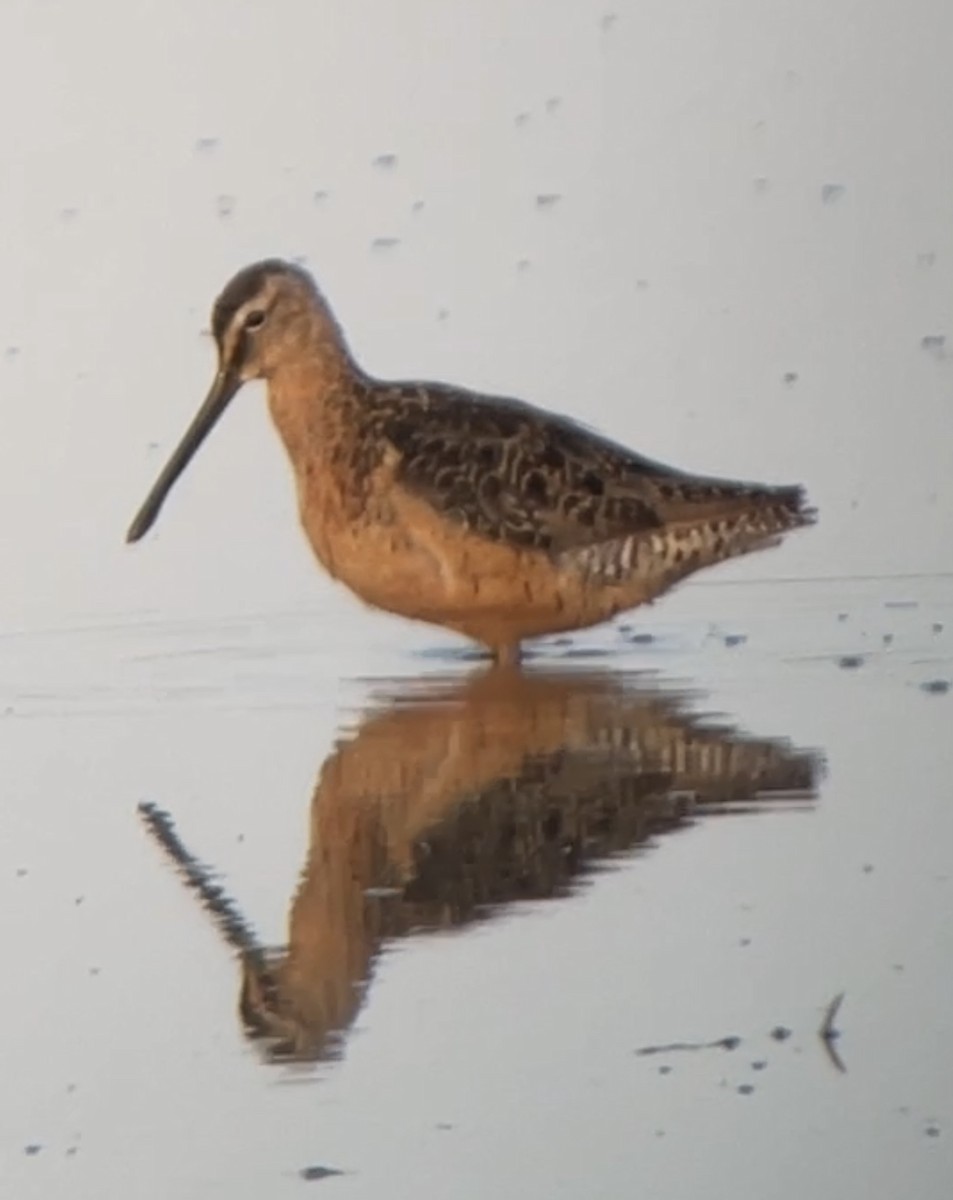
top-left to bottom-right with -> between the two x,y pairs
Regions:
492,642 -> 523,670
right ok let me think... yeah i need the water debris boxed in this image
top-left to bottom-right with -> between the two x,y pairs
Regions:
5,346 -> 20,362
920,679 -> 950,695
925,1125 -> 941,1138
818,991 -> 846,1073
917,251 -> 937,268
882,633 -> 893,645
837,655 -> 864,669
920,334 -> 946,358
751,1060 -> 767,1071
770,1026 -> 791,1041
821,183 -> 846,204
753,177 -> 769,193
60,207 -> 79,222
723,633 -> 747,647
932,622 -> 944,634
545,97 -> 562,114
300,1165 -> 344,1182
782,371 -> 799,385
370,236 -> 400,251
216,194 -> 235,219
601,12 -> 618,31
24,1144 -> 42,1156
516,258 -> 531,271
437,308 -> 449,321
372,153 -> 398,169
312,190 -> 330,204
412,200 -> 425,213
885,599 -> 917,610
194,137 -> 219,154
636,1035 -> 740,1056
737,1084 -> 755,1095
627,632 -> 654,644
535,192 -> 562,209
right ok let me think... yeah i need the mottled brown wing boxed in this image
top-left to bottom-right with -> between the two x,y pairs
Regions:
374,384 -> 800,554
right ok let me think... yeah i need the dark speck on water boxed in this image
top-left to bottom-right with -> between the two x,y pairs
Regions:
194,136 -> 219,153
300,1166 -> 344,1182
216,194 -> 235,218
536,193 -> 562,208
312,190 -> 329,204
821,183 -> 846,204
371,237 -> 400,251
25,1144 -> 42,1156
770,1026 -> 791,1041
737,1084 -> 755,1096
751,1060 -> 767,1071
724,633 -> 747,647
932,622 -> 944,634
372,153 -> 398,169
920,679 -> 950,695
838,655 -> 865,669
920,334 -> 946,357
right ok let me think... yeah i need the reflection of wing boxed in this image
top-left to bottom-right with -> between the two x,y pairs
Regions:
371,382 -> 811,554
140,672 -> 822,1064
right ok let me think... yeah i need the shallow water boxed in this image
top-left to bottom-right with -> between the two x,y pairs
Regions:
2,1 -> 953,1197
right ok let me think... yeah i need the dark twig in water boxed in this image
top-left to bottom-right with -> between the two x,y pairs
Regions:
137,801 -> 264,962
635,1035 -> 741,1056
818,991 -> 847,1073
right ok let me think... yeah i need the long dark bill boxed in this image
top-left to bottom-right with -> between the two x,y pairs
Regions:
126,370 -> 242,543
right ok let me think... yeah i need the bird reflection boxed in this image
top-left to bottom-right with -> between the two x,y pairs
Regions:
140,669 -> 821,1064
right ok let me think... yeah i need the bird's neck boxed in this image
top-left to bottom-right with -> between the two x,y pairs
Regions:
266,351 -> 367,471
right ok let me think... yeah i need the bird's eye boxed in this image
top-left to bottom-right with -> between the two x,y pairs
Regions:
244,309 -> 266,331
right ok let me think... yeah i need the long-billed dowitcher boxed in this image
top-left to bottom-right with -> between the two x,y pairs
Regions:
127,260 -> 814,663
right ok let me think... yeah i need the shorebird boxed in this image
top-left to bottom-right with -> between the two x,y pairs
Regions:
127,259 -> 814,664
